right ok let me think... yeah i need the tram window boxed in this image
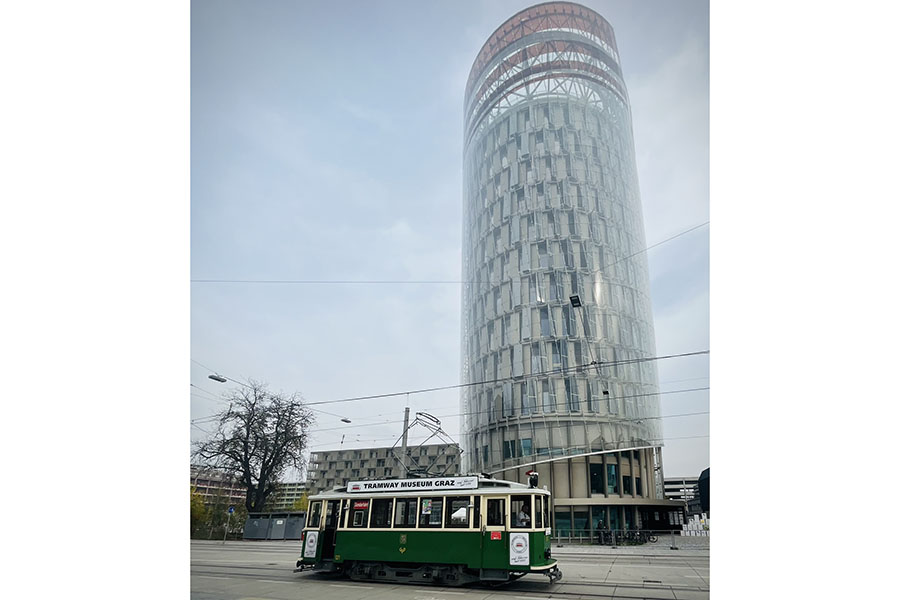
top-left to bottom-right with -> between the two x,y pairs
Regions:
350,499 -> 370,528
542,497 -> 549,528
371,499 -> 393,528
308,502 -> 322,529
486,498 -> 506,526
394,498 -> 417,528
535,496 -> 543,528
445,496 -> 470,528
325,500 -> 341,528
511,495 -> 532,528
419,497 -> 444,528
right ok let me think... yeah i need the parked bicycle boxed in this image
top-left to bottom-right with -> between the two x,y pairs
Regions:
596,529 -> 659,545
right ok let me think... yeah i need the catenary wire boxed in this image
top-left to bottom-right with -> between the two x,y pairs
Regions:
303,350 -> 708,407
187,351 -> 708,424
307,431 -> 711,452
308,386 -> 709,434
305,408 -> 710,448
193,385 -> 708,431
307,410 -> 710,446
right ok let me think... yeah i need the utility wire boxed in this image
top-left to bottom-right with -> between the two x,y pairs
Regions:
186,351 -> 709,425
308,386 -> 709,434
191,220 -> 709,285
191,423 -> 212,434
305,350 -> 708,407
310,410 -> 709,443
188,350 -> 707,418
601,220 -> 709,273
191,362 -> 355,422
308,429 -> 711,452
308,410 -> 710,446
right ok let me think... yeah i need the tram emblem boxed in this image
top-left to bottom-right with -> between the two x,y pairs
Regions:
303,531 -> 318,558
509,533 -> 529,565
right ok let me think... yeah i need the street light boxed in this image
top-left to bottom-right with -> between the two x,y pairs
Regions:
208,374 -> 227,383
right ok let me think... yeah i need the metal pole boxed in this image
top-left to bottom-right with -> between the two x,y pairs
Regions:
223,511 -> 232,544
401,406 -> 410,475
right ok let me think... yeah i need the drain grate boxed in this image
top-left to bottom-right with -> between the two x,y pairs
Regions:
643,579 -> 663,584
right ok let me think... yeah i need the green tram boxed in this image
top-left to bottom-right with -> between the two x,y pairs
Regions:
295,474 -> 562,586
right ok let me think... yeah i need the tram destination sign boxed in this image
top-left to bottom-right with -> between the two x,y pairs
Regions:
347,476 -> 478,493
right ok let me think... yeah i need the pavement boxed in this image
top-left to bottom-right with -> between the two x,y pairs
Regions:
552,535 -> 709,557
192,539 -> 710,600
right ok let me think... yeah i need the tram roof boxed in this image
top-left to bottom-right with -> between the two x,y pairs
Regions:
308,475 -> 550,501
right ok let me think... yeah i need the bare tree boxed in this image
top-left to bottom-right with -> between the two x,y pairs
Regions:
192,381 -> 315,513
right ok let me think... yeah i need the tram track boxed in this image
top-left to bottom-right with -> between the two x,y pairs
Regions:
191,562 -> 709,599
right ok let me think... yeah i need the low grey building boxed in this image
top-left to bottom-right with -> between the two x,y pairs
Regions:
305,444 -> 462,497
664,477 -> 699,503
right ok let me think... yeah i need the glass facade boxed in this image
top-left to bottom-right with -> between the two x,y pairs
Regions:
460,2 -> 663,487
457,3 -> 691,536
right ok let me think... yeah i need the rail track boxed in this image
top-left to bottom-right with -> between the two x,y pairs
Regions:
191,560 -> 709,599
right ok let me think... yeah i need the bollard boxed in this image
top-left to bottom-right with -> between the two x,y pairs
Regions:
670,530 -> 678,550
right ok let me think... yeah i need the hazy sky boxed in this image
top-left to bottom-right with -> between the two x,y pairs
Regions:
190,0 -> 710,478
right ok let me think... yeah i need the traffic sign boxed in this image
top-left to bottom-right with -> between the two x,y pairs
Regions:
228,506 -> 235,514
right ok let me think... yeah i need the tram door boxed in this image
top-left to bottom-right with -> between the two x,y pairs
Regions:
321,499 -> 342,560
481,496 -> 507,569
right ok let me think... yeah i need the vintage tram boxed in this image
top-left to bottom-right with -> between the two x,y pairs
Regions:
295,474 -> 562,585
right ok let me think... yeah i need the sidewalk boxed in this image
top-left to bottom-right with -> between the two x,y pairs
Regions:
552,535 -> 709,557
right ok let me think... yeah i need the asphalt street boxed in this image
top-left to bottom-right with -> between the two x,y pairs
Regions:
191,540 -> 710,600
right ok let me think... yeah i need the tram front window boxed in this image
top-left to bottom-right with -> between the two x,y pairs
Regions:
308,501 -> 322,529
486,498 -> 505,527
325,500 -> 341,528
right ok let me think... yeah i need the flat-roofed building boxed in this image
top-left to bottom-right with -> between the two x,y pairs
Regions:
268,481 -> 308,511
305,444 -> 462,497
664,477 -> 699,503
190,464 -> 246,508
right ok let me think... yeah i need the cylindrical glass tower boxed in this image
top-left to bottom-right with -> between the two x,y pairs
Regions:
461,2 -> 675,529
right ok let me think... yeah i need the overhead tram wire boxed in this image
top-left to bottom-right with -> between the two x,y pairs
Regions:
186,354 -> 709,425
308,430 -> 712,452
188,350 -> 708,415
303,350 -> 709,407
190,220 -> 710,286
188,384 -> 709,433
306,387 -> 710,434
